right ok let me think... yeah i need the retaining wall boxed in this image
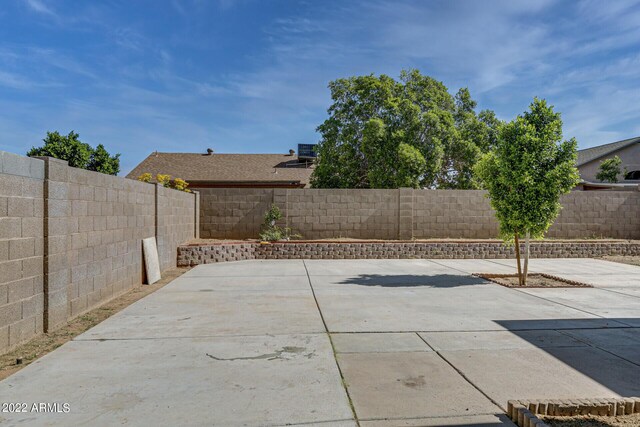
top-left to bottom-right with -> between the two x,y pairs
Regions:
0,151 -> 198,354
177,241 -> 640,266
199,188 -> 640,240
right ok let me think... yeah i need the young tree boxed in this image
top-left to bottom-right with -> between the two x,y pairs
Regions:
310,70 -> 498,189
474,99 -> 580,285
595,156 -> 622,183
27,131 -> 120,176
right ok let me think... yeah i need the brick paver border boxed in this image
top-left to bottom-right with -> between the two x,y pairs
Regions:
508,397 -> 640,426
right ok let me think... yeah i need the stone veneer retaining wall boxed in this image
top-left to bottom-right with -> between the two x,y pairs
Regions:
177,241 -> 640,266
199,188 -> 640,240
0,151 -> 198,354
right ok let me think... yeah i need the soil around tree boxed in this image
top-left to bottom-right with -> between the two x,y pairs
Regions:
476,273 -> 593,288
542,412 -> 640,426
0,267 -> 190,382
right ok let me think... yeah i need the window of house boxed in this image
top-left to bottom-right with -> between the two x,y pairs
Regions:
624,170 -> 640,180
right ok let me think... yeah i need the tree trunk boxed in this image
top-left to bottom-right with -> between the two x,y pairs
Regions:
514,232 -> 523,286
523,231 -> 530,286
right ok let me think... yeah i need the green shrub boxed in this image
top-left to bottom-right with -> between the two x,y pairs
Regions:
258,204 -> 301,241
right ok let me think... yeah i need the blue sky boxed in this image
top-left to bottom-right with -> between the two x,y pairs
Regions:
1,0 -> 639,175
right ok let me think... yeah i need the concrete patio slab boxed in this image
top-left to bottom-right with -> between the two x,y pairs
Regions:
360,414 -> 516,426
603,287 -> 640,298
602,344 -> 640,365
441,346 -> 640,406
160,275 -> 311,292
547,273 -> 640,288
1,258 -> 638,426
180,259 -> 308,277
306,258 -> 494,276
489,258 -> 640,276
337,351 -> 500,420
287,422 -> 358,427
77,288 -> 325,340
432,259 -> 518,274
331,333 -> 431,353
0,334 -> 353,427
302,259 -> 407,276
561,327 -> 640,347
419,330 -> 586,351
519,287 -> 640,320
313,272 -> 489,288
311,276 -> 612,332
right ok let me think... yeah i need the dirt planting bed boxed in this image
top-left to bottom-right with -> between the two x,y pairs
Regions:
476,273 -> 593,288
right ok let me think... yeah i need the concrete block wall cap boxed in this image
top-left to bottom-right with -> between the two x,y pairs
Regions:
32,156 -> 69,166
1,151 -> 45,179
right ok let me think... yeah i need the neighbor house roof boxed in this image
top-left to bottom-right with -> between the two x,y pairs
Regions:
577,136 -> 640,166
126,152 -> 314,186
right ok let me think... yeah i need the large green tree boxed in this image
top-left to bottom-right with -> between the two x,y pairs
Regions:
27,131 -> 120,175
474,98 -> 580,285
440,88 -> 500,189
310,70 -> 498,189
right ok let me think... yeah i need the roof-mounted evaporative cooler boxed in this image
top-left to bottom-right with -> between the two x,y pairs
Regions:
298,144 -> 317,161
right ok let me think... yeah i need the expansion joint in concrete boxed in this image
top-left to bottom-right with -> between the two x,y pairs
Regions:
302,259 -> 360,426
416,333 -> 506,413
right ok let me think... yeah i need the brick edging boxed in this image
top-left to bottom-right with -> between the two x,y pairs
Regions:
476,273 -> 593,288
177,241 -> 640,266
508,397 -> 640,426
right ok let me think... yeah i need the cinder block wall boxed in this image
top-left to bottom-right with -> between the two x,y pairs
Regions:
0,152 -> 45,352
0,151 -> 197,355
412,190 -> 499,238
285,189 -> 399,239
550,191 -> 640,238
199,188 -> 274,239
45,160 -> 157,327
156,185 -> 197,271
199,188 -> 640,240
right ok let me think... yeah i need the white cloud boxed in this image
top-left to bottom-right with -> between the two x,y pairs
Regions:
23,0 -> 56,16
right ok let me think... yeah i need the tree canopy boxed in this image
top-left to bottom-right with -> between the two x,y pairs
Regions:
595,156 -> 622,183
27,131 -> 120,175
474,98 -> 580,285
310,70 -> 499,189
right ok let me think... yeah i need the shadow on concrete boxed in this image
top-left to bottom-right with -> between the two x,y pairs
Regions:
415,414 -> 516,427
495,318 -> 640,397
416,413 -> 517,426
338,274 -> 487,288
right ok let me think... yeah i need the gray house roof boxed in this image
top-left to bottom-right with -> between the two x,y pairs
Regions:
577,136 -> 640,166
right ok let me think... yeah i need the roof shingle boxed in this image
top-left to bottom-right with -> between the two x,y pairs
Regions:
576,136 -> 640,166
126,152 -> 314,186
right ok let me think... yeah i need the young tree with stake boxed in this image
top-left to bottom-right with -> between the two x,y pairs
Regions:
474,99 -> 580,286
